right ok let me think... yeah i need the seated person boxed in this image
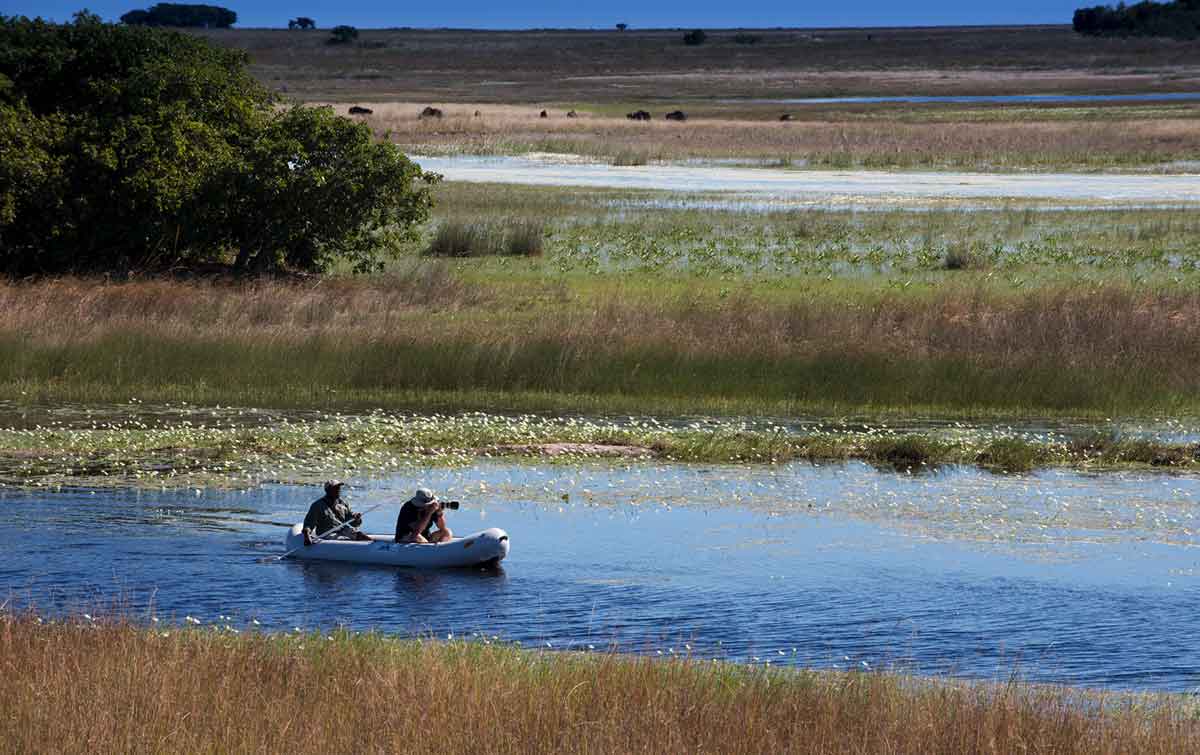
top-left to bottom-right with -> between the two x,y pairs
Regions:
302,480 -> 372,545
394,487 -> 453,544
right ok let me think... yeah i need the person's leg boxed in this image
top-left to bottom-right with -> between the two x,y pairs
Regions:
428,527 -> 453,543
399,532 -> 429,544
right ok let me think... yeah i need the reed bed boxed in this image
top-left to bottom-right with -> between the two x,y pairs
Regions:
1,613 -> 1195,754
424,219 -> 544,258
2,276 -> 1200,417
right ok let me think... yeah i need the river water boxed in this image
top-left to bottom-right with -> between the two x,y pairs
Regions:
3,460 -> 1198,692
413,155 -> 1200,207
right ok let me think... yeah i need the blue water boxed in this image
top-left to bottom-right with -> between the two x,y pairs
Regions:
746,92 -> 1200,106
3,461 -> 1199,691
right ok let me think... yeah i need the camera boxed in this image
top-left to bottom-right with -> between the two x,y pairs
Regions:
440,500 -> 460,510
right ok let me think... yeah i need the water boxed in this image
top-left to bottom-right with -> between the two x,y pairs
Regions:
413,155 -> 1200,206
734,92 -> 1200,106
4,461 -> 1199,692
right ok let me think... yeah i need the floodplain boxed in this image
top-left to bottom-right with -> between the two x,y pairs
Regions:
6,22 -> 1200,752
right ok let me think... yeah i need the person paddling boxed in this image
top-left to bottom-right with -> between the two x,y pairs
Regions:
303,480 -> 372,546
394,488 -> 453,544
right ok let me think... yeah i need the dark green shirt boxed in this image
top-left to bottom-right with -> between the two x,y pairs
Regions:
302,495 -> 354,538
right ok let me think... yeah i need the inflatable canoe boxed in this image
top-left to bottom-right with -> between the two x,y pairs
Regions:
283,524 -> 509,568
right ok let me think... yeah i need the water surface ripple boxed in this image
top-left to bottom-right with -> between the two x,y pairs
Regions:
3,461 -> 1198,692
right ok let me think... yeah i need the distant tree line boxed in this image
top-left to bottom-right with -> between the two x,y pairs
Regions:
1074,0 -> 1200,39
0,13 -> 436,276
288,17 -> 315,29
121,3 -> 237,28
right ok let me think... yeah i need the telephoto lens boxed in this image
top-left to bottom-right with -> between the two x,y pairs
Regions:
442,500 -> 461,510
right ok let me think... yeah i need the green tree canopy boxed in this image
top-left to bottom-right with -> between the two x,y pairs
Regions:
1074,1 -> 1200,39
0,13 -> 436,275
120,3 -> 237,29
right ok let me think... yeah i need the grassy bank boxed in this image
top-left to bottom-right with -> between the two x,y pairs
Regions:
2,614 -> 1195,754
2,276 -> 1200,421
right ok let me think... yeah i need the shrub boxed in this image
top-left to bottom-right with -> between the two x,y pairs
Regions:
328,25 -> 358,44
733,32 -> 761,44
288,17 -> 316,30
0,14 -> 436,275
682,29 -> 706,46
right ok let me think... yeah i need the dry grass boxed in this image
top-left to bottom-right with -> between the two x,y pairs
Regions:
2,614 -> 1196,754
326,101 -> 1200,169
1,275 -> 1200,414
192,27 -> 1200,103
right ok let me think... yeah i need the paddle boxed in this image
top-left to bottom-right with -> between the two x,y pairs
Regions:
275,501 -> 386,561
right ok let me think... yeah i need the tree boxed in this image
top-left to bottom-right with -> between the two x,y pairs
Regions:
219,106 -> 435,274
1073,1 -> 1200,39
0,15 -> 436,275
288,17 -> 316,30
682,29 -> 706,45
120,3 -> 237,28
328,24 -> 358,44
616,23 -> 627,31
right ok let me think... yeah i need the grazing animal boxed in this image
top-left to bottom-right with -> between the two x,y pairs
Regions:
474,110 -> 482,117
566,109 -> 578,118
419,106 -> 444,119
540,110 -> 548,118
665,110 -> 687,121
348,106 -> 373,115
779,113 -> 794,121
626,110 -> 651,121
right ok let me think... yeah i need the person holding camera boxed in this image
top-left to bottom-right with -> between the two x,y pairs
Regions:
394,487 -> 455,544
302,480 -> 372,545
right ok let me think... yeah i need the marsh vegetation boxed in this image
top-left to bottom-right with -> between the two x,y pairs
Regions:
3,614 -> 1196,755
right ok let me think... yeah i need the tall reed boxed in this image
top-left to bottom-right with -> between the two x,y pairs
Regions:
1,277 -> 1199,415
2,614 -> 1196,754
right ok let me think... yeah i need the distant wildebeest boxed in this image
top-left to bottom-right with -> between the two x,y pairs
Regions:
665,110 -> 687,121
779,113 -> 793,121
348,105 -> 373,115
566,110 -> 578,118
626,110 -> 651,121
474,110 -> 482,117
540,110 -> 548,118
419,106 -> 444,119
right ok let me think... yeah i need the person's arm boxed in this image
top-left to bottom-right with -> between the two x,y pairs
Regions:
302,502 -> 320,545
417,503 -> 440,534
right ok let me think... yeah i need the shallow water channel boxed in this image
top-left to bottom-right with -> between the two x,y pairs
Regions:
414,155 -> 1200,206
4,460 -> 1199,692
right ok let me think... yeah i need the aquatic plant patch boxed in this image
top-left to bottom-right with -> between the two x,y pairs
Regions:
2,409 -> 1198,489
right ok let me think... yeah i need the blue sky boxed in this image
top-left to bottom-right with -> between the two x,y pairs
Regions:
5,1 -> 1085,29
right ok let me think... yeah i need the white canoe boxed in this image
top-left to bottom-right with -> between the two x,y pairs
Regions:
284,524 -> 509,568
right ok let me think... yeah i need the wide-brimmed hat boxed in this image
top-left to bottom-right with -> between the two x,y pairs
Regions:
409,487 -> 438,507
